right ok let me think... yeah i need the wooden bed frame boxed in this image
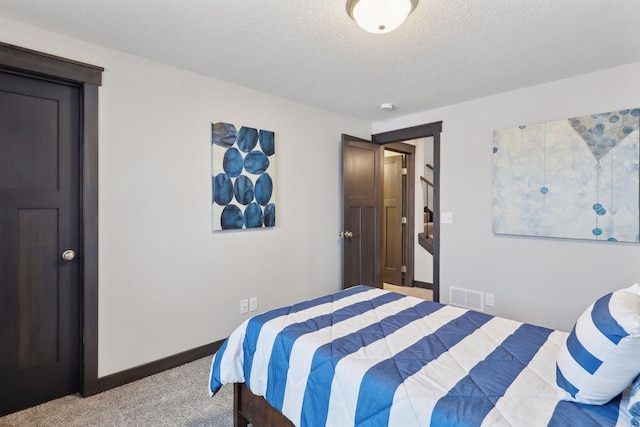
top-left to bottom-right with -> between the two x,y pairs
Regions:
234,382 -> 295,427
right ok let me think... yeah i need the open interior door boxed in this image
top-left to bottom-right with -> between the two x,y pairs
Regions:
341,134 -> 383,289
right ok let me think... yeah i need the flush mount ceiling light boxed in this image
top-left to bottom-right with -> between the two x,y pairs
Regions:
346,0 -> 418,34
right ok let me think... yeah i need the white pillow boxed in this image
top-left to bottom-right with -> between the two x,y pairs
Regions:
556,283 -> 640,404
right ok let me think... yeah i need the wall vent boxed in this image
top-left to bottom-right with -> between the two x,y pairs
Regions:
449,287 -> 485,312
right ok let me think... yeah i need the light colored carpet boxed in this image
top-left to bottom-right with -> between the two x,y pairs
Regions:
0,357 -> 233,427
383,283 -> 433,301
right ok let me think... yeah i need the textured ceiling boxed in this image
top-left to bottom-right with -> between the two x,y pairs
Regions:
1,0 -> 639,121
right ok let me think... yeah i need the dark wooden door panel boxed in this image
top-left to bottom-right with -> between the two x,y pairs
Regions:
360,205 -> 377,285
18,209 -> 59,370
0,90 -> 59,191
344,206 -> 361,287
343,204 -> 380,287
0,208 -> 18,371
349,147 -> 376,197
342,135 -> 382,288
0,70 -> 81,416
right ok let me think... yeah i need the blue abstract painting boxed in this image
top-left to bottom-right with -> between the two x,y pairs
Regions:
493,108 -> 639,242
212,122 -> 276,231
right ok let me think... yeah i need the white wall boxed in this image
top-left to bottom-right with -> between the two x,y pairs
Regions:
0,16 -> 371,376
373,62 -> 640,331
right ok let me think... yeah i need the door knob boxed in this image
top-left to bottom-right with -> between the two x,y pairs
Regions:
61,250 -> 76,261
339,231 -> 353,239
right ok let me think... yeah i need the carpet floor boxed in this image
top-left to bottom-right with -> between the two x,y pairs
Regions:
383,283 -> 433,300
0,357 -> 233,426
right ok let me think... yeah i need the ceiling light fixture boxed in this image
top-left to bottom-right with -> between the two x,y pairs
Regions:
346,0 -> 418,34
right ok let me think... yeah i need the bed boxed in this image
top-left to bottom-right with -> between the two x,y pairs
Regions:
209,285 -> 638,426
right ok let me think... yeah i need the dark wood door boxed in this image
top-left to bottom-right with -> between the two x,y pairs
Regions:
0,71 -> 81,416
341,135 -> 383,288
383,154 -> 403,285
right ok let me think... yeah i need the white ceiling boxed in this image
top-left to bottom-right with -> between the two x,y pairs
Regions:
1,0 -> 639,121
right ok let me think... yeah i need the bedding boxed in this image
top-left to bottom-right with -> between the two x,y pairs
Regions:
556,283 -> 640,405
630,375 -> 640,426
209,285 -> 631,426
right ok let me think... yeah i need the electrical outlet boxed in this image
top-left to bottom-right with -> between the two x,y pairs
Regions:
485,293 -> 495,307
441,212 -> 453,224
249,297 -> 258,312
240,299 -> 249,314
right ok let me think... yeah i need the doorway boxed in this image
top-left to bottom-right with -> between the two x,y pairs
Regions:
373,122 -> 442,302
382,138 -> 434,291
0,42 -> 102,415
341,122 -> 442,300
381,142 -> 416,288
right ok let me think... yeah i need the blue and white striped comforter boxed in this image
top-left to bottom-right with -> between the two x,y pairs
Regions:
209,286 -> 630,426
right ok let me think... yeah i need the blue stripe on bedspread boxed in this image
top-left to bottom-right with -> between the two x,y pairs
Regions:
353,310 -> 493,426
209,338 -> 229,393
548,395 -> 621,427
243,306 -> 292,389
243,285 -> 369,389
430,323 -> 552,426
301,299 -> 445,427
267,290 -> 406,412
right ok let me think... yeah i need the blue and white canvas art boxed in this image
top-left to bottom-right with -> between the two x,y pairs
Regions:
493,108 -> 640,242
212,122 -> 276,231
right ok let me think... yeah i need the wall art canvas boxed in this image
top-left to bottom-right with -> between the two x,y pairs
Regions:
211,122 -> 276,231
493,108 -> 639,242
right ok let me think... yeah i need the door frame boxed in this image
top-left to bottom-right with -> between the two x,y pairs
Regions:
0,42 -> 103,396
372,121 -> 442,302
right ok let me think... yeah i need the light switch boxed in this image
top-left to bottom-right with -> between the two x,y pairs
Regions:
441,212 -> 453,224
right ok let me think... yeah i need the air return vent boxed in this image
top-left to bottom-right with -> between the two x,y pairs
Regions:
449,287 -> 485,312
